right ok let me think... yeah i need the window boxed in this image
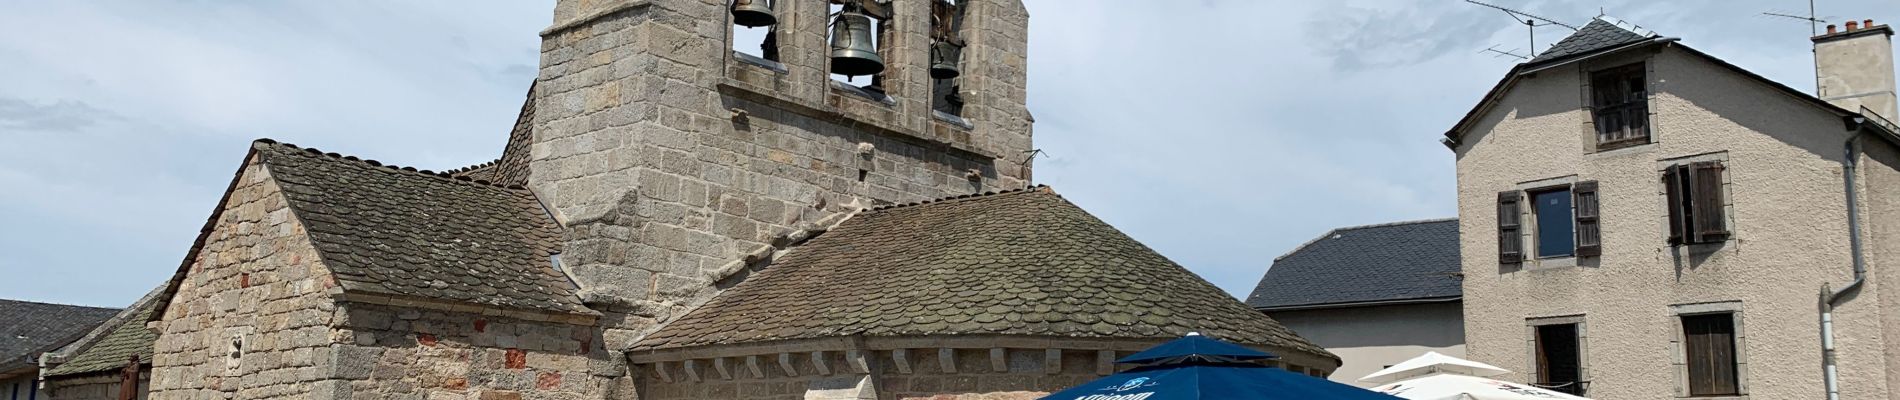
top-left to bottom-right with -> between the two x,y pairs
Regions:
1535,323 -> 1586,395
1683,313 -> 1740,396
1664,161 -> 1729,245
1592,63 -> 1650,150
1498,180 -> 1600,268
1532,188 -> 1575,258
828,1 -> 889,88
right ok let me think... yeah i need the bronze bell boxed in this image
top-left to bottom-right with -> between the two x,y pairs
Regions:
829,6 -> 885,76
731,0 -> 776,27
929,41 -> 961,79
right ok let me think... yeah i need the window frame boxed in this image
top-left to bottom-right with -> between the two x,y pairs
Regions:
1529,187 -> 1577,259
1661,156 -> 1733,247
1590,62 -> 1652,151
1527,316 -> 1589,397
1671,302 -> 1747,398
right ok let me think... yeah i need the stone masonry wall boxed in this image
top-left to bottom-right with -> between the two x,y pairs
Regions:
528,0 -> 1034,356
150,157 -> 344,400
325,302 -> 612,400
46,372 -> 150,400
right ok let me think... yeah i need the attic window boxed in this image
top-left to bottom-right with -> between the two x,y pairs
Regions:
730,0 -> 780,62
1590,63 -> 1649,150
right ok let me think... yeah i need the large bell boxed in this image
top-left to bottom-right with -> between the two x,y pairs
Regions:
731,0 -> 776,27
829,8 -> 885,76
929,41 -> 961,79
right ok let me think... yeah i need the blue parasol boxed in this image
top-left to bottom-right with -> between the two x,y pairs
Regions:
1041,335 -> 1403,400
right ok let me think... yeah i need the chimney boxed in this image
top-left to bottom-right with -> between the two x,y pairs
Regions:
1814,19 -> 1897,122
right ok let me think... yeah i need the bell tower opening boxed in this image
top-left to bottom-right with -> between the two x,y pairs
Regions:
929,0 -> 967,116
827,0 -> 887,89
729,0 -> 780,62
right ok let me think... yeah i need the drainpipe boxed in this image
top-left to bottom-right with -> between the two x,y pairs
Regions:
1822,130 -> 1867,400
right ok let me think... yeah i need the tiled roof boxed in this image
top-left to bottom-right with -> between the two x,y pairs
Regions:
1528,17 -> 1654,64
1245,219 -> 1461,310
252,140 -> 587,314
634,187 -> 1328,357
0,299 -> 119,370
43,303 -> 156,377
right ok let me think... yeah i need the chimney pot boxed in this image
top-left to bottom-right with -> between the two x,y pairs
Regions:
1828,24 -> 1839,34
1847,21 -> 1860,31
1865,19 -> 1875,28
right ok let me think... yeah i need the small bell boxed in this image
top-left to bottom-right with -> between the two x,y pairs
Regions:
829,5 -> 885,76
731,0 -> 776,28
929,41 -> 962,80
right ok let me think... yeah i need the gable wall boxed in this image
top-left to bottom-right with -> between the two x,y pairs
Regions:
149,156 -> 346,400
1454,46 -> 1891,398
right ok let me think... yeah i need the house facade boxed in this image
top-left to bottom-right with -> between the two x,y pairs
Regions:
136,1 -> 1340,400
1247,219 -> 1464,388
0,300 -> 119,400
1448,17 -> 1900,399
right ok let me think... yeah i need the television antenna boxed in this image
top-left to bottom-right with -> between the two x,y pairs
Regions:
1466,0 -> 1579,58
1481,45 -> 1529,60
1762,3 -> 1829,36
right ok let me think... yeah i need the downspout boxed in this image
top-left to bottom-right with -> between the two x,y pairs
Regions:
1822,129 -> 1867,400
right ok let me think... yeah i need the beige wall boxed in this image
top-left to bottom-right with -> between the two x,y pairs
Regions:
1454,46 -> 1896,399
1268,302 -> 1466,388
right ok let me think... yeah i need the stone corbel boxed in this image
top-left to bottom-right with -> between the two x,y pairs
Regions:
683,359 -> 702,382
654,361 -> 675,383
811,351 -> 832,375
1096,350 -> 1117,375
713,357 -> 733,380
891,349 -> 913,374
989,348 -> 1008,372
1045,349 -> 1063,375
939,348 -> 958,374
845,350 -> 872,374
746,355 -> 766,379
779,353 -> 799,377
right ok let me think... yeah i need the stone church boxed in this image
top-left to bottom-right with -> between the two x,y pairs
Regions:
135,0 -> 1337,399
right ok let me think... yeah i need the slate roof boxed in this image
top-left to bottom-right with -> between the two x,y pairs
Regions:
251,140 -> 585,314
1527,17 -> 1654,64
43,303 -> 156,377
634,187 -> 1328,357
1245,219 -> 1461,310
0,299 -> 119,372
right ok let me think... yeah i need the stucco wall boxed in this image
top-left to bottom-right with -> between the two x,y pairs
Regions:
1268,302 -> 1465,388
1454,46 -> 1892,399
45,372 -> 149,400
150,157 -> 345,400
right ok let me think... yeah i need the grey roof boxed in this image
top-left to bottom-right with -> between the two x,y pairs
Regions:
152,139 -> 588,321
251,140 -> 586,314
635,187 -> 1330,358
0,299 -> 119,371
1246,219 -> 1461,310
1529,17 -> 1654,64
43,302 -> 156,377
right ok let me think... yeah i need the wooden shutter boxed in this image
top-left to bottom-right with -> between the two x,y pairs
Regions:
1684,314 -> 1740,396
1499,191 -> 1523,266
1689,161 -> 1729,243
1664,165 -> 1690,245
1573,181 -> 1601,257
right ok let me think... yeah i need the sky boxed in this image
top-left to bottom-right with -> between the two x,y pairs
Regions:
1,0 -> 1895,308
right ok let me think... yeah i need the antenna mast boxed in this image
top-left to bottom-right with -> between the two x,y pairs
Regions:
1465,0 -> 1579,58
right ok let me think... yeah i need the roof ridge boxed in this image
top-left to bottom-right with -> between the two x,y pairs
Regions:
1592,15 -> 1656,37
866,184 -> 1052,212
0,298 -> 121,311
251,139 -> 531,191
1271,218 -> 1457,263
445,159 -> 501,175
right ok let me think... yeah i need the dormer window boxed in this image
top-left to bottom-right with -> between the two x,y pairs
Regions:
1591,63 -> 1650,150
